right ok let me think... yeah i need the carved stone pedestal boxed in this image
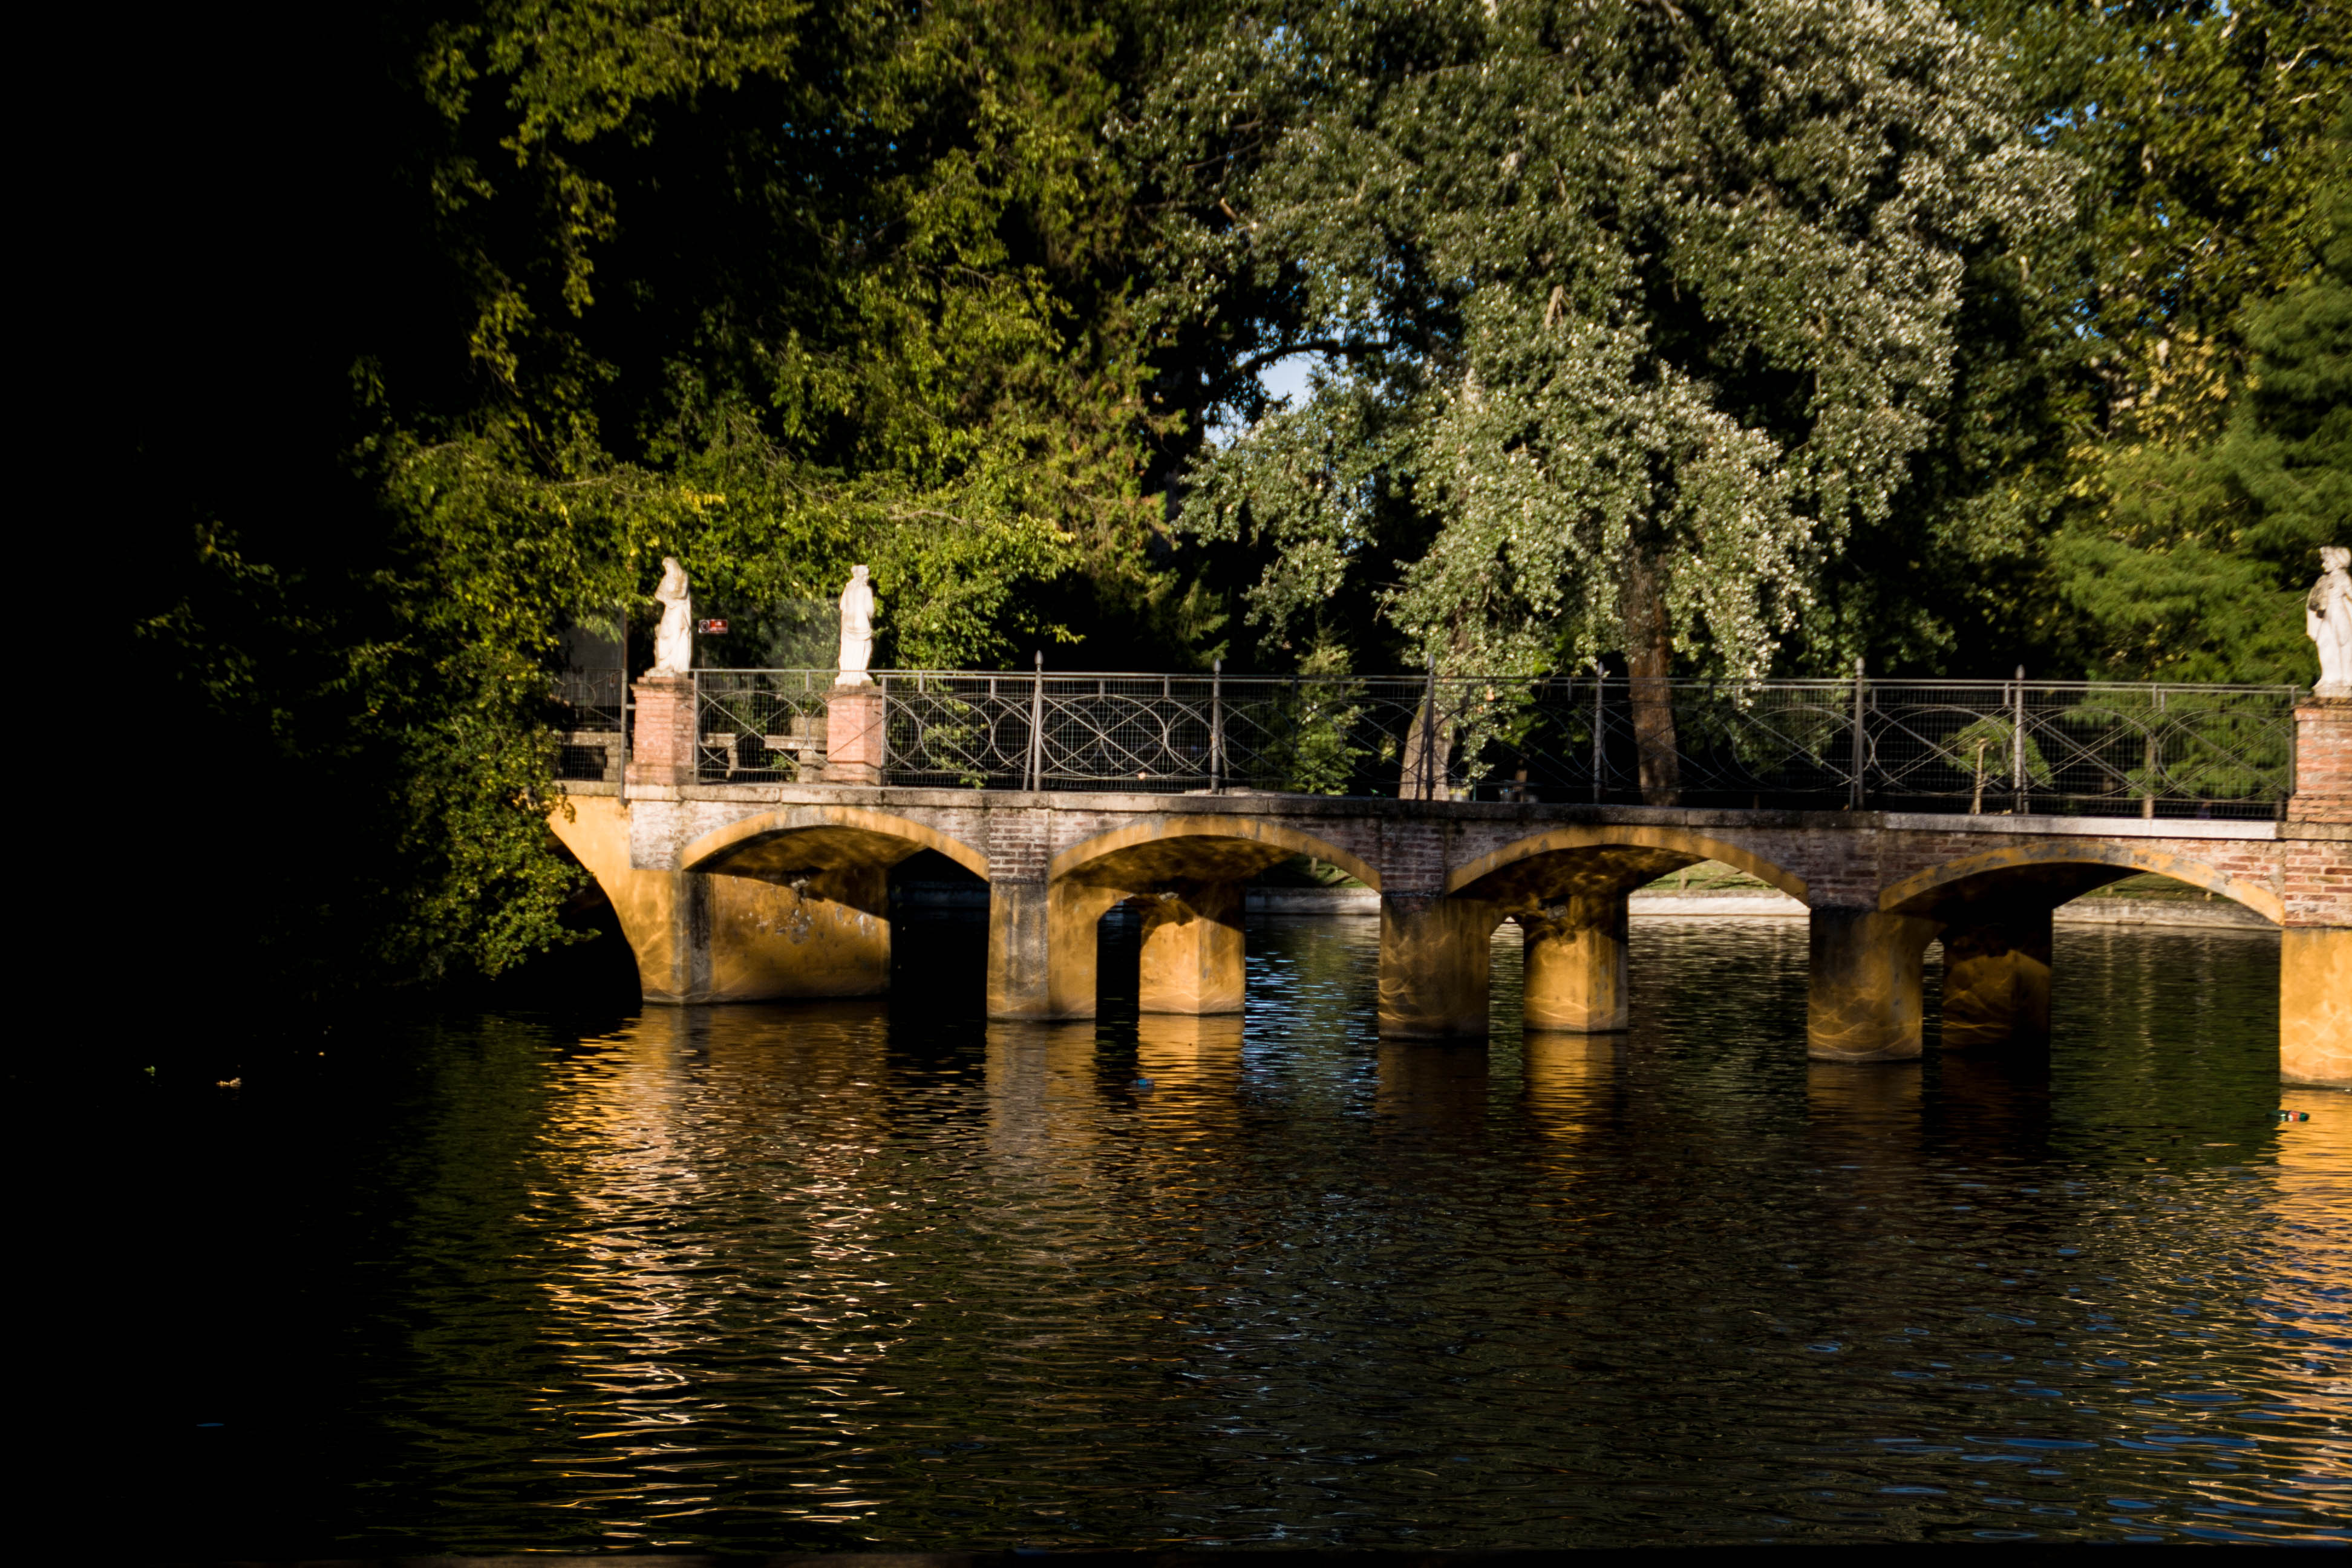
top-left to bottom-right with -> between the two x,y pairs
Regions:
823,687 -> 886,785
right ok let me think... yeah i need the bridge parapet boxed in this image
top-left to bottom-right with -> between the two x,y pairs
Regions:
563,667 -> 2307,819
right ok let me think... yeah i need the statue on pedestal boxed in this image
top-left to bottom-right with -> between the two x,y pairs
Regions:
2311,546 -> 2352,699
651,556 -> 693,676
837,565 -> 876,686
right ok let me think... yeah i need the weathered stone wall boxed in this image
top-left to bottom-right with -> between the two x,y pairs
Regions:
612,782 -> 2344,927
563,780 -> 2346,1081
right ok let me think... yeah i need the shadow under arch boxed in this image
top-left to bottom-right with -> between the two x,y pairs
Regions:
1879,842 -> 2282,926
681,804 -> 990,884
1443,824 -> 1808,906
1390,826 -> 1806,1040
1049,813 -> 1380,892
544,795 -> 912,1004
1042,814 -> 1377,1022
1866,841 -> 2283,1058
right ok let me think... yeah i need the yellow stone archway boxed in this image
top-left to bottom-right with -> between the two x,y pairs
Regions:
1878,841 -> 2282,924
1045,814 -> 1379,1021
1428,825 -> 1807,1039
1443,824 -> 1808,904
681,804 -> 990,883
1050,814 -> 1379,891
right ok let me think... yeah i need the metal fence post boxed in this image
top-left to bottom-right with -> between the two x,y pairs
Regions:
2144,688 -> 2163,819
616,622 -> 630,803
1210,658 -> 1224,793
1849,657 -> 1867,810
1590,663 -> 1604,803
2012,665 -> 2027,816
1421,654 -> 1440,802
1027,652 -> 1045,792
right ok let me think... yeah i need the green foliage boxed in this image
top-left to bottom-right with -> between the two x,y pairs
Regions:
1145,0 -> 2066,681
124,0 -> 2348,1013
1955,1 -> 2350,678
137,0 -> 1183,1004
2051,182 -> 2351,679
1943,714 -> 2053,788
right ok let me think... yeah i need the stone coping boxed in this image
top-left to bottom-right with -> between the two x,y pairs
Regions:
894,883 -> 2275,929
572,780 -> 2289,841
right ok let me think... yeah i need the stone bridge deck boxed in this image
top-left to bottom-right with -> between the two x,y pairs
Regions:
550,779 -> 2349,1086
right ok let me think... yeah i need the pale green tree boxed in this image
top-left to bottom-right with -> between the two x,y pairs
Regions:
1144,0 -> 2068,788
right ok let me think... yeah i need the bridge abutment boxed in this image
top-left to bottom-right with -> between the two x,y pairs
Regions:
2281,927 -> 2348,1085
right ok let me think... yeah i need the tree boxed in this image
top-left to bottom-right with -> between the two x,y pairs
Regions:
1957,0 -> 2348,679
126,0 -> 1183,1016
2051,181 -> 2351,680
1138,0 -> 2063,795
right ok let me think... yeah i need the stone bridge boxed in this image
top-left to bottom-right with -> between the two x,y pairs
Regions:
552,710 -> 2350,1085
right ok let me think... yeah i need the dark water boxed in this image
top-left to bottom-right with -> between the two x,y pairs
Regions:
133,918 -> 2348,1552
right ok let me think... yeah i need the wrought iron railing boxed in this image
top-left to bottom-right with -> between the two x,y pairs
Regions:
552,668 -> 628,785
556,667 -> 2305,817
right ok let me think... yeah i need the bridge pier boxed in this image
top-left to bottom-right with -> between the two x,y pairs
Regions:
1806,908 -> 1934,1061
987,882 -> 1052,1019
2281,927 -> 2348,1086
1939,909 -> 2053,1049
1135,882 -> 1247,1014
1379,894 -> 1497,1037
1520,895 -> 1630,1032
1012,877 -> 1251,1018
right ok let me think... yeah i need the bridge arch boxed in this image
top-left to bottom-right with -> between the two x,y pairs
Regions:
1443,825 -> 1808,906
1051,814 -> 1380,892
1878,842 -> 2283,925
681,805 -> 989,883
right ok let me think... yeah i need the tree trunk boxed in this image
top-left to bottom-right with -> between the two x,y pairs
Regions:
1622,551 -> 1681,806
1398,697 -> 1454,800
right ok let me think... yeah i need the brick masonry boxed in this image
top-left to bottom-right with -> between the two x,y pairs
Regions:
822,690 -> 887,785
2290,701 -> 2352,825
624,675 -> 696,789
608,782 -> 2351,931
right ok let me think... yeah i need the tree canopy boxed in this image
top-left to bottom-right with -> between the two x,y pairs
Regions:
115,0 -> 2346,1008
1145,0 -> 2068,684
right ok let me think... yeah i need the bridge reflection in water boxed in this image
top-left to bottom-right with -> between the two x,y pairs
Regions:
140,918 -> 2348,1552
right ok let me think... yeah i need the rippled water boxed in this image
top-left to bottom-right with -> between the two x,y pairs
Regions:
134,918 -> 2348,1552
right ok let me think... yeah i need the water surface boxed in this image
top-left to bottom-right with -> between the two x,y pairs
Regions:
134,918 -> 2348,1550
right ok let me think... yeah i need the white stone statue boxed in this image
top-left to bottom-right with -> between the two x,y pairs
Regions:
836,564 -> 877,686
651,556 -> 693,676
2311,546 -> 2352,699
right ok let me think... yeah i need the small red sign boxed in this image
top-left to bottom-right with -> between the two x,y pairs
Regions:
696,619 -> 728,634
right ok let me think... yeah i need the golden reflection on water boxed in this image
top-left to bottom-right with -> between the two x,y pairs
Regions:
1134,1013 -> 1246,1098
302,920 -> 2351,1550
1521,1033 -> 1621,1142
984,1021 -> 1102,1161
2273,1086 -> 2351,1427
